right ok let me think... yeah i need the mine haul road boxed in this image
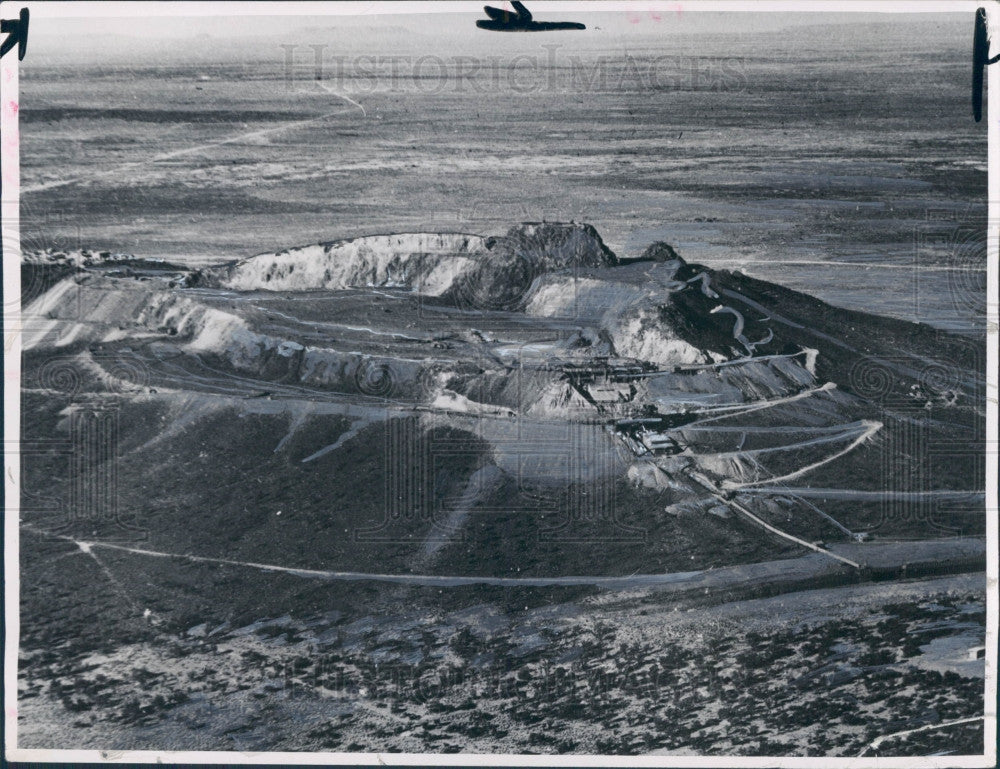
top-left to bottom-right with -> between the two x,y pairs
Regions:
22,525 -> 985,605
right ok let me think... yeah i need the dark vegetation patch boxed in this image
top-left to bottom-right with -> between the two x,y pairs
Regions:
18,587 -> 986,755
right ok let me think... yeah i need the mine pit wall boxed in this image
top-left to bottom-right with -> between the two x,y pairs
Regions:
23,275 -> 573,409
443,367 -> 569,415
490,222 -> 620,269
22,275 -> 831,417
22,277 -> 443,402
522,277 -> 712,368
186,343 -> 439,402
207,234 -> 490,295
205,224 -> 620,297
524,277 -> 644,320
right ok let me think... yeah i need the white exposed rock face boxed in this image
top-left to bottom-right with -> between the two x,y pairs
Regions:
22,249 -> 141,267
525,277 -> 646,320
214,234 -> 489,295
198,222 -> 623,306
611,310 -> 709,368
525,381 -> 595,418
524,275 -> 709,367
205,223 -> 620,297
431,390 -> 516,418
627,462 -> 683,491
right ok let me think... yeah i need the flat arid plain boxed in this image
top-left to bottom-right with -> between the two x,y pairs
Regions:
14,11 -> 990,757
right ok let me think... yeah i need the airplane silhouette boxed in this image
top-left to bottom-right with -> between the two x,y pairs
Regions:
477,1 -> 585,32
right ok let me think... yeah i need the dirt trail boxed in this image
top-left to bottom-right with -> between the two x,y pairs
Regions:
21,525 -> 984,595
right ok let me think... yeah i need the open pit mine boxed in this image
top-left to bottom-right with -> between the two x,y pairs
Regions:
18,222 -> 987,754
